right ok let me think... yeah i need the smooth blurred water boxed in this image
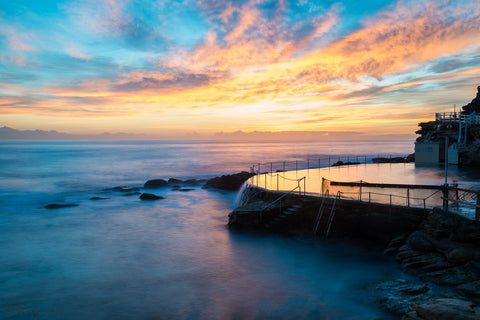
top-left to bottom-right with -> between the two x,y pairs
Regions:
0,140 -> 415,319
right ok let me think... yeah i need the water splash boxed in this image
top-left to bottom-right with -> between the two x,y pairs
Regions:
234,180 -> 256,207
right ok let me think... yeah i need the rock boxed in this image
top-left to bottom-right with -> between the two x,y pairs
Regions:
144,179 -> 168,189
178,188 -> 194,192
168,178 -> 182,184
390,234 -> 408,248
462,86 -> 480,115
104,186 -> 140,192
407,231 -> 435,252
203,172 -> 255,191
384,247 -> 398,256
446,248 -> 473,265
331,160 -> 360,167
139,193 -> 164,200
457,280 -> 480,297
406,153 -> 415,162
376,279 -> 434,316
372,157 -> 406,163
45,203 -> 79,209
90,196 -> 109,200
122,192 -> 141,196
414,298 -> 479,320
184,179 -> 206,186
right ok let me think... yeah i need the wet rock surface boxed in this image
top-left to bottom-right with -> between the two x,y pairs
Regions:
144,179 -> 169,189
45,203 -> 79,209
203,171 -> 255,191
379,208 -> 480,319
139,193 -> 164,200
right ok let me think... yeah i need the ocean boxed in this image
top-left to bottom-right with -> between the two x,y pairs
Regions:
0,140 -> 415,319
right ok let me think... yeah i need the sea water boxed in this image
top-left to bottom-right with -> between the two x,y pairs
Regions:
0,140 -> 416,319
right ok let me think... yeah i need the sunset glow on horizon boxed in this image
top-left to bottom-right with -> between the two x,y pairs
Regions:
1,0 -> 480,139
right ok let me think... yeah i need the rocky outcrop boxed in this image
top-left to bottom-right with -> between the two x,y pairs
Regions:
103,186 -> 140,192
144,179 -> 168,188
404,298 -> 480,320
462,86 -> 480,115
139,193 -> 164,200
331,160 -> 360,166
203,171 -> 255,191
380,208 -> 480,320
45,203 -> 79,209
373,156 -> 408,163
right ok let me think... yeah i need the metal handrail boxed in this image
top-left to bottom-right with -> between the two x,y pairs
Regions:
260,185 -> 300,212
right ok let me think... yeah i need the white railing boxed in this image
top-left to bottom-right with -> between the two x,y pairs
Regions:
436,112 -> 480,125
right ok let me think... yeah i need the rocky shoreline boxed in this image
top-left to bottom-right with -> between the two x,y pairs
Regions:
375,208 -> 480,319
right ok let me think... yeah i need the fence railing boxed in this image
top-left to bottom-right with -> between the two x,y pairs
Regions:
436,112 -> 480,125
251,154 -> 411,175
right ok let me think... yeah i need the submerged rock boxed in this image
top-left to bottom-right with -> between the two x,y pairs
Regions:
103,186 -> 140,192
45,203 -> 79,209
144,179 -> 168,189
203,171 -> 255,191
122,192 -> 141,197
139,193 -> 164,200
90,196 -> 109,200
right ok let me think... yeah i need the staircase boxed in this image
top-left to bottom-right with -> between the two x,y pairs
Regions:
264,199 -> 310,229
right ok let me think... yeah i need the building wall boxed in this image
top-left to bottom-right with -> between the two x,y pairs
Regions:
415,142 -> 440,164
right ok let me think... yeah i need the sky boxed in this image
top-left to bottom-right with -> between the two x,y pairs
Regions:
1,0 -> 480,139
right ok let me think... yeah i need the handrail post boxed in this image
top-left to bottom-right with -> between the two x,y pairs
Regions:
318,158 -> 321,169
369,192 -> 371,203
270,162 -> 273,174
296,160 -> 298,172
407,188 -> 410,207
283,161 -> 285,172
276,174 -> 279,192
304,178 -> 306,196
359,180 -> 362,202
390,194 -> 392,207
307,159 -> 310,170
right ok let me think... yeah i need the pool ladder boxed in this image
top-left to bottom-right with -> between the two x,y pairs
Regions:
313,190 -> 341,238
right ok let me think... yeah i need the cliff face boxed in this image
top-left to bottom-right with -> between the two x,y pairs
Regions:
415,85 -> 480,166
462,86 -> 480,114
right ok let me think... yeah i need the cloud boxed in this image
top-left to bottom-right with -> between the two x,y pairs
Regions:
111,72 -> 213,91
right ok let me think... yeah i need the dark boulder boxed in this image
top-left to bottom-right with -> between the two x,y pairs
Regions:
168,178 -> 182,184
406,153 -> 415,163
122,192 -> 141,196
90,197 -> 109,200
144,179 -> 168,189
372,157 -> 405,163
203,171 -> 255,191
104,186 -> 140,192
139,193 -> 165,200
45,203 -> 79,209
331,161 -> 360,167
407,231 -> 435,252
413,298 -> 479,320
184,179 -> 206,186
